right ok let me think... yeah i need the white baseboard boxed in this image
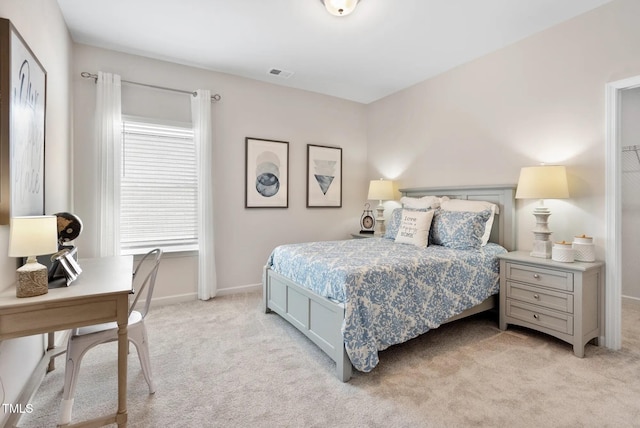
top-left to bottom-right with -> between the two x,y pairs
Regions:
148,283 -> 261,307
622,295 -> 640,305
216,283 -> 261,296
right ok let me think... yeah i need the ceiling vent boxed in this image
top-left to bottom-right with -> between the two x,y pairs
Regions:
268,68 -> 294,79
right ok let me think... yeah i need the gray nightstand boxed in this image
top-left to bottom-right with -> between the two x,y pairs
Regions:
497,251 -> 604,357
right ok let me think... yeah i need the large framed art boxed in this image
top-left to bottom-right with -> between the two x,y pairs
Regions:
0,18 -> 47,224
245,137 -> 289,208
307,144 -> 342,208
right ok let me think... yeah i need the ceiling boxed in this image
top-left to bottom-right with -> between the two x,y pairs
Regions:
56,0 -> 613,104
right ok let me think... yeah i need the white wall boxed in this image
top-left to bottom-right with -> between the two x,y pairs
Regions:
0,0 -> 73,423
366,0 -> 640,260
71,44 -> 369,301
621,87 -> 640,299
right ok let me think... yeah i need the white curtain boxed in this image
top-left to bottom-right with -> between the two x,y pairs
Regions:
191,90 -> 217,299
96,72 -> 122,257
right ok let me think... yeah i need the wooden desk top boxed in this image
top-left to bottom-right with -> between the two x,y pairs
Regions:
0,256 -> 133,309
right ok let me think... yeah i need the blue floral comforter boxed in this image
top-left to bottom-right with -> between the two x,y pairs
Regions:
266,238 -> 506,372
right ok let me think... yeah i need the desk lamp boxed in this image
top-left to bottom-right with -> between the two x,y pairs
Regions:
368,178 -> 394,235
515,165 -> 569,258
9,216 -> 58,297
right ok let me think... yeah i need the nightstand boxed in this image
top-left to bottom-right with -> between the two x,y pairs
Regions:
497,251 -> 604,357
350,232 -> 376,239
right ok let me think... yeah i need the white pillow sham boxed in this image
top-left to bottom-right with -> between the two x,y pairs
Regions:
400,196 -> 442,210
394,209 -> 434,248
439,198 -> 499,246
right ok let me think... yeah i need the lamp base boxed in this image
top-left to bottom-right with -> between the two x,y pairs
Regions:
16,261 -> 49,298
375,203 -> 386,236
530,237 -> 553,259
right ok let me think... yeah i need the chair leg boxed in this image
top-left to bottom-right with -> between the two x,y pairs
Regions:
130,322 -> 156,394
58,340 -> 84,425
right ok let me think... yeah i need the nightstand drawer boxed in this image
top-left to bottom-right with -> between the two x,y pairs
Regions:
506,281 -> 574,313
506,263 -> 574,291
506,300 -> 574,335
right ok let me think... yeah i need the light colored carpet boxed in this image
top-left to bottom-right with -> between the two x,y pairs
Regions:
18,292 -> 640,427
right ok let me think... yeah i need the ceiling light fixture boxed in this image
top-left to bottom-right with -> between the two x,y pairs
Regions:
321,0 -> 361,17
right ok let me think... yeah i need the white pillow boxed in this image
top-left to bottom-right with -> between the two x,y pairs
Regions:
400,196 -> 442,209
394,209 -> 435,248
439,199 -> 499,246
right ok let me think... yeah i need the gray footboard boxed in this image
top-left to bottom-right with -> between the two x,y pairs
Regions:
263,266 -> 352,382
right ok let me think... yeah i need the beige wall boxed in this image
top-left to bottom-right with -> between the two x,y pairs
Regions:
72,44 -> 369,301
366,0 -> 640,259
0,0 -> 73,422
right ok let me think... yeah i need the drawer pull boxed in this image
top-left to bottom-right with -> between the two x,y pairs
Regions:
533,274 -> 540,279
533,294 -> 540,300
533,314 -> 540,320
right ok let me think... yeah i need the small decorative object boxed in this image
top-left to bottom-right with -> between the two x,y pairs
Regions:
8,216 -> 58,297
245,137 -> 289,208
54,212 -> 84,245
47,212 -> 84,287
49,246 -> 82,286
360,203 -> 375,234
573,234 -> 595,262
552,241 -> 575,263
515,165 -> 569,258
368,178 -> 394,235
307,144 -> 342,207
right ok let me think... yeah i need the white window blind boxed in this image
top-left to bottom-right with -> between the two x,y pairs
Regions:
120,117 -> 198,253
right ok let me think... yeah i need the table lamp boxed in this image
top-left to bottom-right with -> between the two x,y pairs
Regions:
368,178 -> 394,235
8,216 -> 59,297
515,165 -> 569,258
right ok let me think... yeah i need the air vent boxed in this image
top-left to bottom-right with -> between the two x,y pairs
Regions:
268,68 -> 294,79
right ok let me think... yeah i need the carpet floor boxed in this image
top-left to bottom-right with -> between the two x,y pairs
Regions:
18,292 -> 640,427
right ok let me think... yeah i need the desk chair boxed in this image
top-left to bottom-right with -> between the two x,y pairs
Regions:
58,248 -> 163,425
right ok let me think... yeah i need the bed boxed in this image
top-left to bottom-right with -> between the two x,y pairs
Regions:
263,185 -> 516,381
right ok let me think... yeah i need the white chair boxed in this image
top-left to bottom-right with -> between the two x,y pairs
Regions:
58,248 -> 163,425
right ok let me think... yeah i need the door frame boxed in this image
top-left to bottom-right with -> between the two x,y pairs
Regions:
604,75 -> 640,349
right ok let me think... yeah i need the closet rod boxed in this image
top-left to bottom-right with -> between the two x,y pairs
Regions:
80,72 -> 221,102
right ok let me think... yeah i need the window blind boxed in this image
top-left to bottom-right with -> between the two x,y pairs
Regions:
120,118 -> 198,253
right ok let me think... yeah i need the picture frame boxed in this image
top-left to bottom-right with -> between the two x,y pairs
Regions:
245,137 -> 289,208
50,246 -> 82,287
307,144 -> 342,208
0,18 -> 47,224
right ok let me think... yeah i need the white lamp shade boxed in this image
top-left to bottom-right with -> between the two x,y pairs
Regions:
515,165 -> 569,200
368,179 -> 394,201
8,216 -> 58,257
322,0 -> 360,16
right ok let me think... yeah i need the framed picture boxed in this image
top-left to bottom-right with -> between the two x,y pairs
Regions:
0,18 -> 47,224
307,144 -> 342,208
245,137 -> 289,208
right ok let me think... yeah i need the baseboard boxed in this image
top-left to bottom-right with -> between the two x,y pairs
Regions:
622,295 -> 640,305
144,283 -> 262,307
216,283 -> 261,296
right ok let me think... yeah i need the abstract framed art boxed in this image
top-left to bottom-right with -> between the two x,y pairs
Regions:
245,137 -> 289,208
0,18 -> 47,224
307,144 -> 342,208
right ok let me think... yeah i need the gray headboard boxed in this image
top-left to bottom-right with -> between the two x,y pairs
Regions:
399,185 -> 516,251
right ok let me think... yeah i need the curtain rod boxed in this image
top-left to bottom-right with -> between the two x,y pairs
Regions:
80,72 -> 221,102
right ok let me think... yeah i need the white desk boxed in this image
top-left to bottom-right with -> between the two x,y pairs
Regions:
0,256 -> 133,427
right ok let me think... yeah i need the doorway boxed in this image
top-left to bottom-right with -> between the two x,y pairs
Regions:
605,75 -> 640,350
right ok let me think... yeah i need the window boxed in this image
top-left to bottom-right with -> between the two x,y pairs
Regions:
120,117 -> 198,254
